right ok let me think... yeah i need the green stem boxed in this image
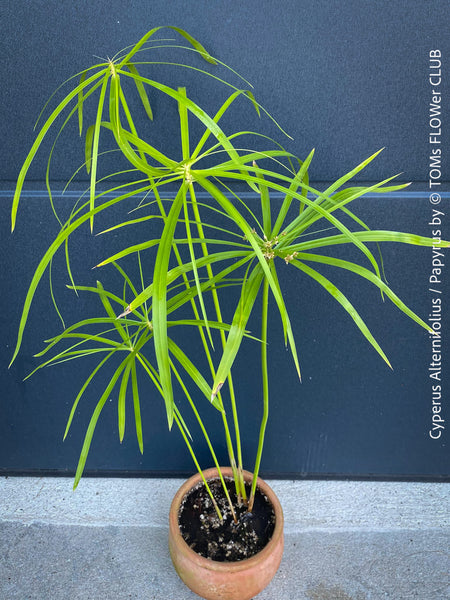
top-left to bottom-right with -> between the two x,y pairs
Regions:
171,359 -> 237,522
173,411 -> 223,521
137,351 -> 228,520
159,187 -> 238,489
188,182 -> 246,502
177,87 -> 244,500
249,275 -> 270,511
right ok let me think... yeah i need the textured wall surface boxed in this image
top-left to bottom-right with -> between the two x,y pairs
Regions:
2,0 -> 450,183
2,1 -> 449,477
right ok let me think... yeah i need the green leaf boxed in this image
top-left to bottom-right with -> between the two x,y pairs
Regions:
9,183 -> 156,367
297,252 -> 434,333
27,332 -> 121,379
131,361 -> 144,454
119,249 -> 250,317
64,350 -> 117,441
95,213 -> 163,236
73,355 -> 129,489
126,62 -> 153,120
197,176 -> 299,361
182,189 -> 214,347
95,237 -> 248,268
118,361 -> 132,443
254,161 -> 271,238
168,339 -> 222,410
212,265 -> 264,398
268,260 -> 301,381
84,124 -> 95,174
96,121 -> 169,176
89,74 -> 110,232
191,89 -> 260,160
331,182 -> 410,204
272,148 -> 315,237
152,185 -> 185,428
291,259 -> 392,367
289,230 -> 450,253
117,69 -> 252,180
209,167 -> 384,285
11,68 -> 107,231
96,280 -> 135,347
35,318 -> 130,357
321,148 -> 386,200
122,129 -> 179,170
291,175 -> 409,237
169,252 -> 251,307
118,26 -> 217,68
206,148 -> 296,174
77,70 -> 87,135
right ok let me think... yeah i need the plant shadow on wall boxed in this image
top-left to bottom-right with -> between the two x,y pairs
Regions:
9,26 -> 449,600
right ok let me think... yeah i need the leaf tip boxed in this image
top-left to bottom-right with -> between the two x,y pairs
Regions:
203,53 -> 218,66
117,306 -> 131,319
167,413 -> 174,431
8,346 -> 20,369
211,381 -> 224,402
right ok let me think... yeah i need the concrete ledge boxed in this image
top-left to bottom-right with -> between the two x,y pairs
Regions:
1,477 -> 449,599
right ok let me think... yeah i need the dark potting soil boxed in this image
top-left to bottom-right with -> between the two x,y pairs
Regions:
178,477 -> 276,562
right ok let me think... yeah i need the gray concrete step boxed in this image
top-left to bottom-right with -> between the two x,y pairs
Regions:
1,478 -> 449,599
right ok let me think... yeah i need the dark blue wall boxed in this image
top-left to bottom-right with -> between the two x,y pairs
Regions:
3,0 -> 450,183
2,0 -> 449,479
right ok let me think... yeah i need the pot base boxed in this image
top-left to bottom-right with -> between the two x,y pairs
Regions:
169,468 -> 284,600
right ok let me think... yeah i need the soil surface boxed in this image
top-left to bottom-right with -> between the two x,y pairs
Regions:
178,476 -> 275,561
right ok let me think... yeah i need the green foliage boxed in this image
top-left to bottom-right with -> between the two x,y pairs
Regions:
11,27 -> 449,501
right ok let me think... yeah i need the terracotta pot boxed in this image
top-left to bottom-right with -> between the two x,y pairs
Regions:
168,467 -> 284,600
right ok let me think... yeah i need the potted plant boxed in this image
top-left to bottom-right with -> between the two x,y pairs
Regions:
9,26 -> 448,600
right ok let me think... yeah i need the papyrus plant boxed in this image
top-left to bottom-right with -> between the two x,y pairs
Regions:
10,27 -> 449,517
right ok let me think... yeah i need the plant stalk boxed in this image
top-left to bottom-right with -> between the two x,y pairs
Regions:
177,87 -> 245,501
177,87 -> 243,510
249,275 -> 270,512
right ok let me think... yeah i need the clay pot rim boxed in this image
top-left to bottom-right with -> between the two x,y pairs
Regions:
169,467 -> 284,573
